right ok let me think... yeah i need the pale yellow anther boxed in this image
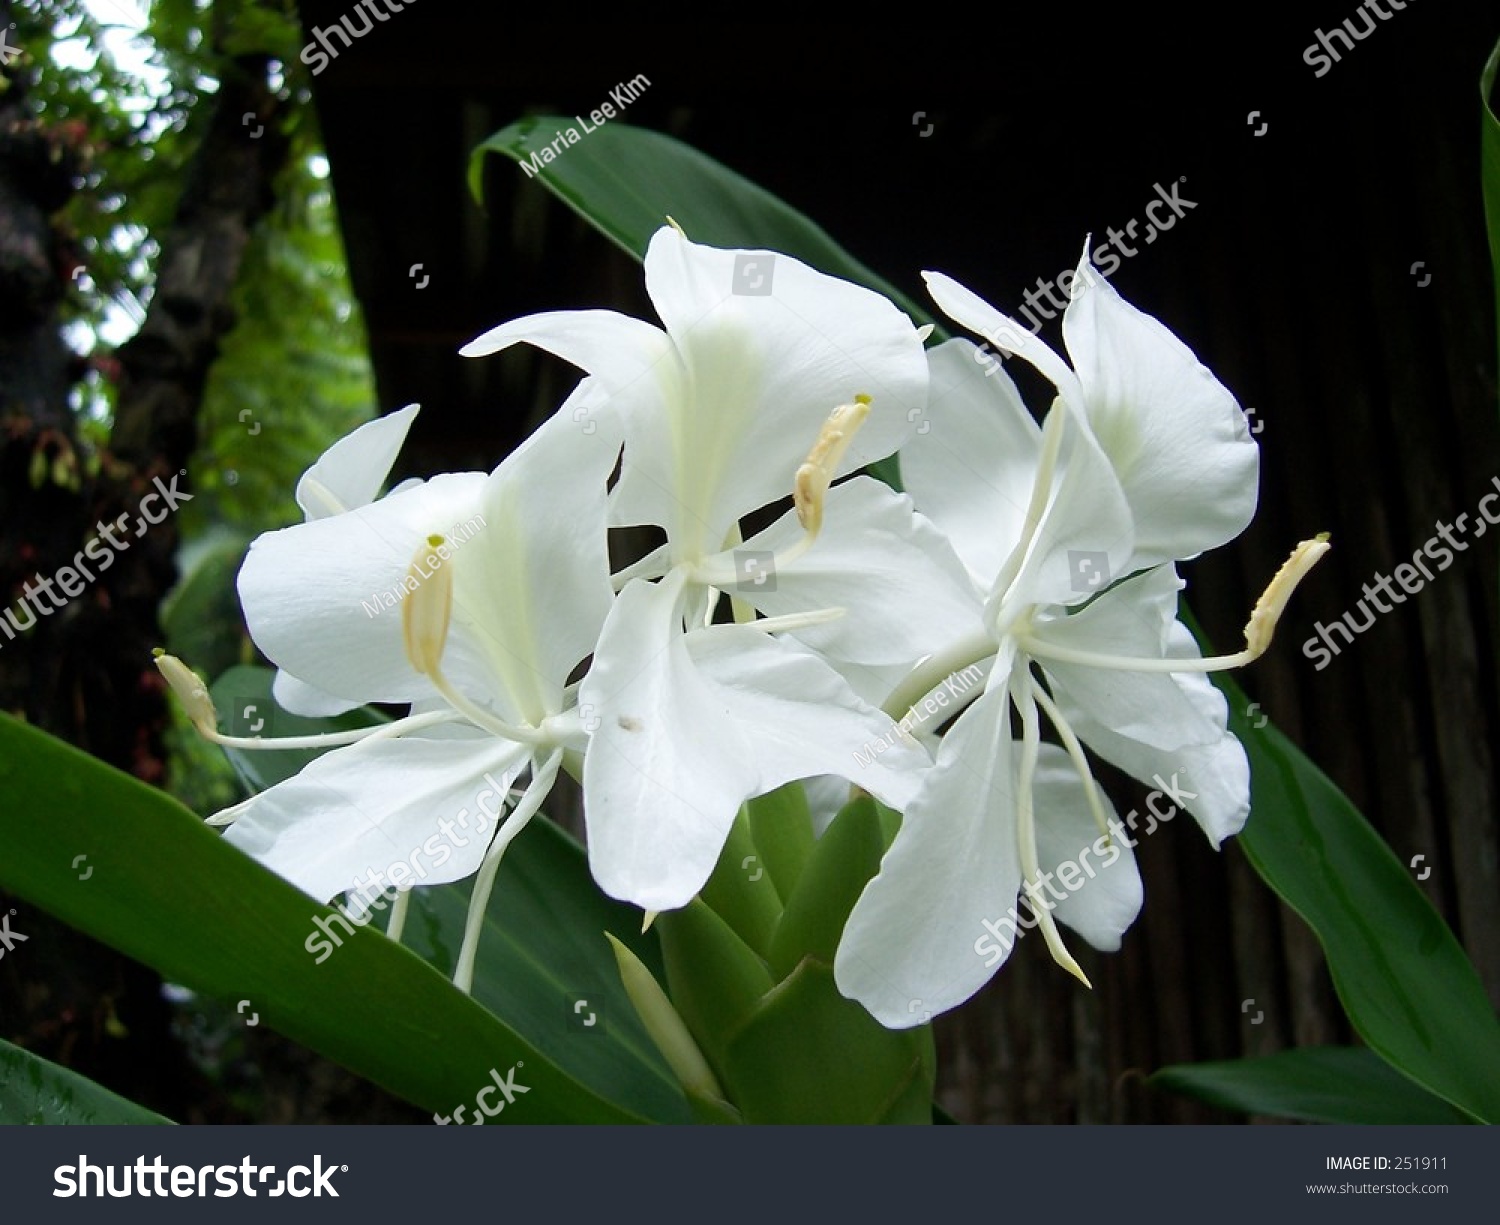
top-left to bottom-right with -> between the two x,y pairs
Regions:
794,396 -> 871,537
402,534 -> 453,677
1244,534 -> 1331,657
152,650 -> 219,738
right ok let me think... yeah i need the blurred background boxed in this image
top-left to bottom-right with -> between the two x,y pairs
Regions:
1,0 -> 1496,1121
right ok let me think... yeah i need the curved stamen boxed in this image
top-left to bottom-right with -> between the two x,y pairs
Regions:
154,650 -> 455,751
1016,536 -> 1331,675
1030,680 -> 1112,843
1012,667 -> 1092,988
386,886 -> 411,943
453,748 -> 563,993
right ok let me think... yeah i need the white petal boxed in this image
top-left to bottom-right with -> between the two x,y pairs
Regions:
1061,250 -> 1258,568
1031,746 -> 1141,950
452,399 -> 616,723
611,228 -> 928,554
1033,566 -> 1221,752
687,624 -> 932,812
580,572 -> 757,912
295,404 -> 420,520
836,667 -> 1022,1028
737,476 -> 983,667
922,270 -> 1082,402
459,307 -> 673,395
271,670 -> 361,718
223,733 -> 530,905
1050,622 -> 1251,846
902,339 -> 1042,587
238,472 -> 492,708
993,400 -> 1134,616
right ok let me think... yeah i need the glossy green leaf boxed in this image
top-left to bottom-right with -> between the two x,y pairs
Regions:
657,898 -> 774,1082
0,713 -> 648,1123
766,795 -> 888,980
470,118 -> 933,327
201,665 -> 688,1120
744,781 -> 815,904
401,863 -> 692,1124
720,959 -> 931,1124
1152,1046 -> 1474,1125
1223,682 -> 1500,1123
0,1037 -> 175,1125
697,803 -> 782,957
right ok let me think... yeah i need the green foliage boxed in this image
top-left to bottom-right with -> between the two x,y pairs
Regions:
0,710 -> 668,1123
1152,1047 -> 1474,1125
0,1036 -> 175,1124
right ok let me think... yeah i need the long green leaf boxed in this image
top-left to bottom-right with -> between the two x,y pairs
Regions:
200,666 -> 689,1121
1225,685 -> 1500,1123
484,116 -> 1500,1122
0,714 -> 644,1123
0,1037 -> 175,1125
470,118 -> 933,327
1152,1046 -> 1474,1125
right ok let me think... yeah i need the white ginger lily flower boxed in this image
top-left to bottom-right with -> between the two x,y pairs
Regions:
160,391 -> 619,990
462,225 -> 939,912
835,262 -> 1328,1027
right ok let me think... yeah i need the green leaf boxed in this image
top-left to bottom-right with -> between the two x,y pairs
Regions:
766,795 -> 888,980
0,1037 -> 176,1125
720,959 -> 931,1124
401,859 -> 693,1124
744,781 -> 816,904
202,665 -> 689,1121
1482,38 -> 1500,377
1152,1047 -> 1474,1125
0,714 -> 648,1123
697,804 -> 782,957
469,119 -> 933,328
1224,687 -> 1500,1123
657,898 -> 775,1081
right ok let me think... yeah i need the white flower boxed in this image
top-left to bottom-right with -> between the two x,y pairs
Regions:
462,225 -> 937,912
164,390 -> 619,989
835,259 -> 1327,1027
